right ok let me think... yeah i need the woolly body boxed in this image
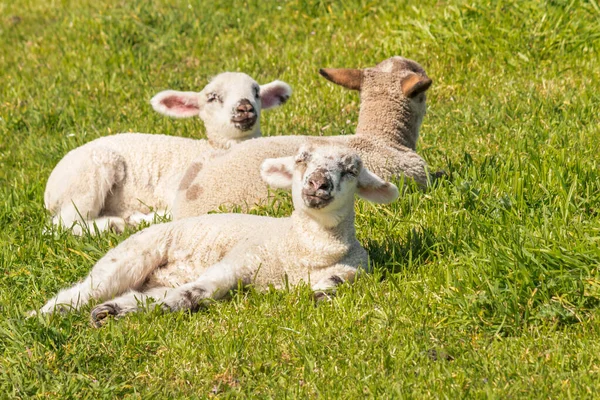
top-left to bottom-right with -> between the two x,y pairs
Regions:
36,146 -> 399,325
173,56 -> 432,218
45,134 -> 211,222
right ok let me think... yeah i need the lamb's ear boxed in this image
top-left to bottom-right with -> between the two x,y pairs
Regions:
319,68 -> 363,91
357,168 -> 399,204
260,81 -> 292,110
151,90 -> 201,118
260,156 -> 295,189
401,73 -> 432,98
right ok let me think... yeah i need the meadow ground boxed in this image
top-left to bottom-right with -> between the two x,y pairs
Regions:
1,0 -> 600,397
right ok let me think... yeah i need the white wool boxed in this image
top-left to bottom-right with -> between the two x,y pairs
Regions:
36,146 -> 398,324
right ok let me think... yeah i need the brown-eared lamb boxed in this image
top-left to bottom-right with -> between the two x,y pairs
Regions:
172,56 -> 432,219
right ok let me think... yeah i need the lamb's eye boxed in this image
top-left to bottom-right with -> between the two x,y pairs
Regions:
342,168 -> 358,178
253,86 -> 260,99
295,152 -> 310,164
207,92 -> 221,103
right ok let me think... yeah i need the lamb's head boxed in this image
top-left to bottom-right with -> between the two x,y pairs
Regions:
151,72 -> 292,148
319,56 -> 432,150
261,145 -> 399,227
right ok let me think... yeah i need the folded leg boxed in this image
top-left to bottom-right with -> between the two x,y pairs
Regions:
90,286 -> 171,327
161,261 -> 243,312
311,264 -> 359,302
46,147 -> 127,236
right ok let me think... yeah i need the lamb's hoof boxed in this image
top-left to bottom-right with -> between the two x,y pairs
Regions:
71,224 -> 86,236
161,287 -> 208,313
313,291 -> 334,304
431,170 -> 448,182
90,303 -> 121,328
108,219 -> 126,234
160,303 -> 174,313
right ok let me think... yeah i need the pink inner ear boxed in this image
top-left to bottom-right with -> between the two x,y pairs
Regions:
264,165 -> 292,180
262,92 -> 288,109
358,183 -> 387,198
260,84 -> 290,109
161,96 -> 199,114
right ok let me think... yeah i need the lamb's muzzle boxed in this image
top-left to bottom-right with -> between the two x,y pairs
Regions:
303,170 -> 334,209
231,98 -> 257,130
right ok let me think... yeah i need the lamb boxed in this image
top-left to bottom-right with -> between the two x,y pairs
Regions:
172,56 -> 432,219
35,145 -> 399,326
44,72 -> 292,235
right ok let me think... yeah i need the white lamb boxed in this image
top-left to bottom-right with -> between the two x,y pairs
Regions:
44,72 -> 291,235
36,145 -> 399,326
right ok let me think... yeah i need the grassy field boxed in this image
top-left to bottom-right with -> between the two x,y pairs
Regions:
1,0 -> 600,397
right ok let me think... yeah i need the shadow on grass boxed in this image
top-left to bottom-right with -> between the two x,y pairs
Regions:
365,226 -> 442,275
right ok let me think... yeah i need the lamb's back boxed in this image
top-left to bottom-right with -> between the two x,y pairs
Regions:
101,134 -> 211,211
171,132 -> 430,218
172,135 -> 346,218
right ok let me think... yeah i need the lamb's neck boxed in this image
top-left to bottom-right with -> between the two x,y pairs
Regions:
291,207 -> 357,247
355,100 -> 420,150
207,129 -> 261,149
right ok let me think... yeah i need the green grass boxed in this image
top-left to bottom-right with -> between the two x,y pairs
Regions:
1,0 -> 600,397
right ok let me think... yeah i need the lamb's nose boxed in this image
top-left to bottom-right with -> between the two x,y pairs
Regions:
236,99 -> 255,114
231,99 -> 257,126
309,176 -> 332,192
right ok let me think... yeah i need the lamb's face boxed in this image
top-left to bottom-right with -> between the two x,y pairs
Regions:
318,56 -> 431,146
292,147 -> 362,213
261,146 -> 399,227
198,72 -> 263,140
151,73 -> 291,147
367,56 -> 430,123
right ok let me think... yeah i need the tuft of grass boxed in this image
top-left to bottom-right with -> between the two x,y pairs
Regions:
1,0 -> 600,397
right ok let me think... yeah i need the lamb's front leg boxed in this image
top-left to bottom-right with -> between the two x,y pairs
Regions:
126,210 -> 171,226
161,262 -> 243,312
38,226 -> 169,314
91,261 -> 242,324
90,286 -> 171,327
311,264 -> 360,302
